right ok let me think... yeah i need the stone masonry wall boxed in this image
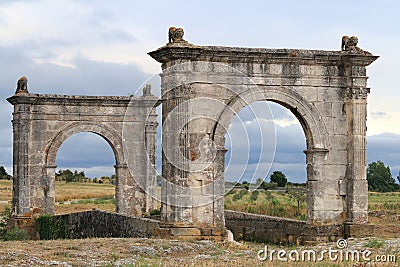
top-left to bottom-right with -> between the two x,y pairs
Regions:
51,210 -> 160,239
225,210 -> 344,245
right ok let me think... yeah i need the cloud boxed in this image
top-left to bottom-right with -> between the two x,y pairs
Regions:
56,132 -> 117,178
1,0 -> 399,185
367,133 -> 400,177
371,111 -> 387,119
0,45 -> 152,179
225,101 -> 307,183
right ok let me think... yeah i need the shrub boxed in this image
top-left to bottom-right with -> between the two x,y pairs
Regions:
37,214 -> 69,240
0,207 -> 26,241
365,239 -> 385,248
250,191 -> 259,201
149,209 -> 161,216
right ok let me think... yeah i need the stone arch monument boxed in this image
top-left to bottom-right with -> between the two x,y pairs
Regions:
7,84 -> 159,216
148,31 -> 378,239
8,29 -> 378,241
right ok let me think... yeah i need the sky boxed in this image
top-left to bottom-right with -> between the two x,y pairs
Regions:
0,0 -> 399,183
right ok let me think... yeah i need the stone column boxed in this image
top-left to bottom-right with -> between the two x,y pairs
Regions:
161,84 -> 193,227
114,163 -> 128,214
43,165 -> 57,214
304,148 -> 329,225
345,86 -> 369,224
212,145 -> 228,229
11,101 -> 31,215
145,120 -> 158,213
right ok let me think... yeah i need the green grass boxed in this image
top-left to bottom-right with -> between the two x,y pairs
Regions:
225,190 -> 307,220
73,196 -> 115,205
365,239 -> 385,248
368,192 -> 400,211
225,189 -> 400,221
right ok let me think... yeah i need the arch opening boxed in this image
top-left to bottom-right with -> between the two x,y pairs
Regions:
41,123 -> 126,215
224,100 -> 308,220
54,132 -> 116,213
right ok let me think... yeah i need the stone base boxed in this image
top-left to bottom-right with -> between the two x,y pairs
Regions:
154,226 -> 227,241
7,214 -> 38,240
344,223 -> 375,238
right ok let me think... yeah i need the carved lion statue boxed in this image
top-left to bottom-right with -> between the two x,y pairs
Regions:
168,27 -> 186,43
341,35 -> 358,51
341,35 -> 371,55
15,76 -> 28,94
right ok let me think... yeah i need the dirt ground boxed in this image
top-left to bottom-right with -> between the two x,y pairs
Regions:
0,237 -> 399,266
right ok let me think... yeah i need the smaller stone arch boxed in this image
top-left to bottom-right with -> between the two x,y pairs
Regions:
8,92 -> 158,217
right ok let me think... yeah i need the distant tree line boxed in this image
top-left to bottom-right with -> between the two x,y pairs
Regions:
55,169 -> 115,184
0,166 -> 12,180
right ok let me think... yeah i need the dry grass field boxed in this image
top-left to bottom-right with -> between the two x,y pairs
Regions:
0,180 -> 116,214
0,180 -> 399,266
0,237 -> 399,266
1,180 -> 399,223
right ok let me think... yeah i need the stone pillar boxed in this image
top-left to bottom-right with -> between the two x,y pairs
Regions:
161,84 -> 193,227
212,145 -> 228,229
114,163 -> 128,213
11,100 -> 31,215
304,148 -> 329,225
159,82 -> 226,239
145,120 -> 158,212
345,86 -> 369,224
43,165 -> 57,214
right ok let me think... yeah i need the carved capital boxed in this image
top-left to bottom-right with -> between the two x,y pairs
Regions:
114,164 -> 128,169
145,121 -> 158,131
345,87 -> 370,99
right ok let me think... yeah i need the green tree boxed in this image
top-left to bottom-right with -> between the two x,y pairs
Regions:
270,171 -> 287,187
0,166 -> 12,180
56,169 -> 74,183
367,161 -> 398,192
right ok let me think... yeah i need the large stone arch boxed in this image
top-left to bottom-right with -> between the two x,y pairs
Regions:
149,37 -> 378,239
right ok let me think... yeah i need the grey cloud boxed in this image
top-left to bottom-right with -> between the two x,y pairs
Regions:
367,133 -> 400,177
0,45 -> 152,178
56,132 -> 115,168
225,108 -> 307,183
233,101 -> 294,122
371,111 -> 387,119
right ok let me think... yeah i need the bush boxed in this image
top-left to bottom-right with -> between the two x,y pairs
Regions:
3,226 -> 26,241
249,191 -> 259,201
149,209 -> 161,216
37,214 -> 69,240
0,207 -> 26,241
260,181 -> 277,191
